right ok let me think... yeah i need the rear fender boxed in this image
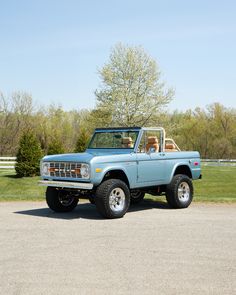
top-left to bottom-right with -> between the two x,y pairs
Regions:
168,163 -> 192,183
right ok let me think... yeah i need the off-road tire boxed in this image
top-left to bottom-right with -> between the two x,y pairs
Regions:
166,174 -> 193,209
95,179 -> 130,219
130,191 -> 145,204
46,187 -> 79,212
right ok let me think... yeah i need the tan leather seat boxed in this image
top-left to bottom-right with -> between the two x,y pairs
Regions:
146,136 -> 159,152
122,137 -> 134,148
165,143 -> 178,152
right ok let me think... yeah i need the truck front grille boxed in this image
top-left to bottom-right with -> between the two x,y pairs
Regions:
49,162 -> 82,178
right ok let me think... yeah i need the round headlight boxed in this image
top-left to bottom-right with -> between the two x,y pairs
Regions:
42,163 -> 50,176
80,164 -> 90,179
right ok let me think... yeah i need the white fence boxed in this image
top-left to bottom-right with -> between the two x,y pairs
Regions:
0,157 -> 16,169
201,159 -> 236,166
0,157 -> 236,169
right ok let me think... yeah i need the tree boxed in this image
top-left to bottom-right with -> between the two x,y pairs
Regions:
0,91 -> 34,156
74,129 -> 91,153
87,107 -> 112,129
47,137 -> 65,155
95,43 -> 174,126
15,131 -> 43,177
167,104 -> 236,159
35,105 -> 91,154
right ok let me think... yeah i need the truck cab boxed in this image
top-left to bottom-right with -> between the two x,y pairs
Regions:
39,127 -> 201,218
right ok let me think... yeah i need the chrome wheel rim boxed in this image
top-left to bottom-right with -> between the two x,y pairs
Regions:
178,182 -> 190,202
109,188 -> 125,212
58,191 -> 75,207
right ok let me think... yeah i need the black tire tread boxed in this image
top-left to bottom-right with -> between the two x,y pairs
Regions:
95,179 -> 130,219
46,187 -> 78,212
166,174 -> 193,209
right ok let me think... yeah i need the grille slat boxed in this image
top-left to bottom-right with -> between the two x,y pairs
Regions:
49,162 -> 82,178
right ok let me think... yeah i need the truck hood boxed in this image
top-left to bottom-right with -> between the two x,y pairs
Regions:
42,152 -> 95,163
42,149 -> 133,163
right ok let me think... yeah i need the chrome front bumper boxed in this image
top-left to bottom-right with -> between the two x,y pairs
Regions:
38,180 -> 93,190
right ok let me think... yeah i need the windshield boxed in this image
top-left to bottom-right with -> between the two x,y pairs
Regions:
88,131 -> 139,149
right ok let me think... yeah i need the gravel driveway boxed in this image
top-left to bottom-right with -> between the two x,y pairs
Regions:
0,201 -> 235,295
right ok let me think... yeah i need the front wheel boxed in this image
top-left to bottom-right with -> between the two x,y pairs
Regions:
46,187 -> 79,212
95,179 -> 130,219
166,174 -> 193,208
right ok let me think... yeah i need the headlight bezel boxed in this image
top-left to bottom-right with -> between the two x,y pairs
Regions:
41,162 -> 50,177
80,163 -> 90,179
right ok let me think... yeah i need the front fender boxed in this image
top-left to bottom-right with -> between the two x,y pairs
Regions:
91,163 -> 136,187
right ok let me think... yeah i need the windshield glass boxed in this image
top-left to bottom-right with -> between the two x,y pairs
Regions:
88,131 -> 139,149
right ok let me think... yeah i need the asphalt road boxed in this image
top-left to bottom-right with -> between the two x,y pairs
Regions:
0,201 -> 235,295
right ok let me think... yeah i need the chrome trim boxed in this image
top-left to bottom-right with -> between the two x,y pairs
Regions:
45,162 -> 83,179
38,180 -> 93,189
134,127 -> 166,153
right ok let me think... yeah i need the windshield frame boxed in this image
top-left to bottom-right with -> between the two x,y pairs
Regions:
88,129 -> 140,150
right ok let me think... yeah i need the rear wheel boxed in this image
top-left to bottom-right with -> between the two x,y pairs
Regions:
46,187 -> 79,212
166,174 -> 193,208
95,179 -> 130,219
130,190 -> 145,204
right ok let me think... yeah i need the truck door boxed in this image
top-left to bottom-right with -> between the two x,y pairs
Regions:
136,130 -> 166,185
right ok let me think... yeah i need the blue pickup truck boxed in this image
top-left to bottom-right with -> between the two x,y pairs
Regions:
39,127 -> 201,218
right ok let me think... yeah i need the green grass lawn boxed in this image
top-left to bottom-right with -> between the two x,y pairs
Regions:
194,165 -> 236,202
0,166 -> 235,202
0,170 -> 45,201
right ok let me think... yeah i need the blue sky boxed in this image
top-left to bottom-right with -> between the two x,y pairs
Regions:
0,0 -> 235,111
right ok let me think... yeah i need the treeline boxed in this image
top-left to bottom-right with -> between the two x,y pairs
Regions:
0,92 -> 235,159
1,44 -> 236,159
0,92 -> 92,156
163,104 -> 236,159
